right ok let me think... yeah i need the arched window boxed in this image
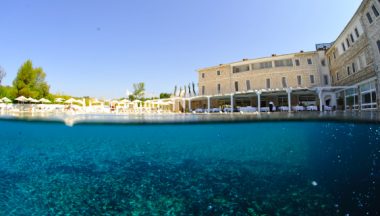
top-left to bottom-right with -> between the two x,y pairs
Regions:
377,40 -> 380,54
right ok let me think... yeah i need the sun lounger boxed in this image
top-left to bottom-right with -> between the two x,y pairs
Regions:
260,107 -> 270,112
223,107 -> 233,112
195,108 -> 204,113
239,106 -> 257,113
292,106 -> 305,111
306,106 -> 318,111
210,108 -> 221,113
278,106 -> 289,111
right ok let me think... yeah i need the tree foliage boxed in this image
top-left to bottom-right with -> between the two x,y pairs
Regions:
132,82 -> 145,99
192,82 -> 196,96
0,85 -> 17,99
159,93 -> 171,99
13,60 -> 50,98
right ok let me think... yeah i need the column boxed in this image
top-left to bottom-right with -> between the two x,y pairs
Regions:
343,90 -> 347,111
172,99 -> 176,112
230,94 -> 234,113
286,88 -> 291,112
188,99 -> 192,112
207,96 -> 211,113
317,88 -> 323,112
182,99 -> 186,112
257,91 -> 261,112
358,86 -> 362,111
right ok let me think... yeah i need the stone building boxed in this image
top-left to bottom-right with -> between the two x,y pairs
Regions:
326,0 -> 380,111
185,0 -> 380,113
191,50 -> 332,111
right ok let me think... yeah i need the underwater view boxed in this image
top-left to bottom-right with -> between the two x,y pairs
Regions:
0,119 -> 379,215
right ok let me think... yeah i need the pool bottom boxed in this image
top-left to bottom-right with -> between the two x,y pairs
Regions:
0,156 -> 333,215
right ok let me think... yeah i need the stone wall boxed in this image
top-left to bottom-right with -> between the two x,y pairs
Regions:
198,52 -> 326,96
362,0 -> 380,107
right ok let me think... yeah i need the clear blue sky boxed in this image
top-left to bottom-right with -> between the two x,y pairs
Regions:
0,0 -> 362,98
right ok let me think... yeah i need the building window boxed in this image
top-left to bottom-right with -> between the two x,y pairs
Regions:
350,34 -> 355,43
347,66 -> 351,75
355,28 -> 360,38
372,5 -> 379,17
295,59 -> 300,66
367,12 -> 373,24
266,79 -> 271,89
360,81 -> 377,109
352,62 -> 356,73
310,75 -> 315,84
217,84 -> 221,94
297,75 -> 302,86
307,58 -> 313,65
246,80 -> 251,91
333,52 -> 336,59
202,73 -> 205,78
321,59 -> 326,66
278,96 -> 288,107
217,70 -> 220,76
336,72 -> 340,81
274,59 -> 293,67
323,75 -> 329,85
253,61 -> 273,69
342,43 -> 346,51
202,86 -> 205,95
346,38 -> 350,48
234,81 -> 239,92
377,40 -> 380,54
282,77 -> 287,88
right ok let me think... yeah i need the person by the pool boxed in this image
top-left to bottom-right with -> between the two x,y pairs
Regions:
269,101 -> 274,112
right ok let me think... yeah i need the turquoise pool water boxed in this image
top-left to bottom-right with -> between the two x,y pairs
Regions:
0,120 -> 379,215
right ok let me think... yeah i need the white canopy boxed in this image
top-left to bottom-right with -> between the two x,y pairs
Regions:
119,99 -> 130,103
15,96 -> 28,102
27,97 -> 39,103
55,98 -> 65,103
64,98 -> 79,104
39,98 -> 51,104
1,97 -> 11,103
91,98 -> 102,104
0,99 -> 3,103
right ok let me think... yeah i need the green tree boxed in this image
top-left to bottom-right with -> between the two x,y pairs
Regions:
192,82 -> 196,96
0,85 -> 17,99
159,93 -> 171,99
132,82 -> 145,99
13,60 -> 50,98
173,85 -> 177,96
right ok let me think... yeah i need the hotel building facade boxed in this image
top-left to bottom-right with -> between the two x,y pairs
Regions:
188,0 -> 380,112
